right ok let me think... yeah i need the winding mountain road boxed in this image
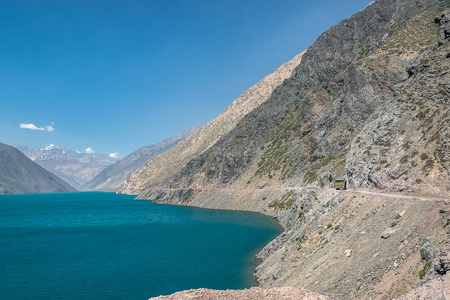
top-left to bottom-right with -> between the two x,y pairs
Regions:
348,189 -> 448,202
145,185 -> 449,202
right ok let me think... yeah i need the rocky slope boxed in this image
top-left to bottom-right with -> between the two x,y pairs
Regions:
0,142 -> 76,194
83,127 -> 199,191
119,51 -> 305,195
131,0 -> 450,201
17,144 -> 118,190
150,287 -> 331,300
121,0 -> 450,299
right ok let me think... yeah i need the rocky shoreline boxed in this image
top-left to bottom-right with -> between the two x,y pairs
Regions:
149,287 -> 331,300
143,187 -> 450,299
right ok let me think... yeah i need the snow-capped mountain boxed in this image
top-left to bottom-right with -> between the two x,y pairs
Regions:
15,144 -> 118,190
0,142 -> 76,194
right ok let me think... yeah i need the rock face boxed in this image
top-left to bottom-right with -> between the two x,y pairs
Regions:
123,0 -> 450,200
0,142 -> 76,194
120,0 -> 450,299
17,144 -> 118,190
83,127 -> 200,191
119,51 -> 305,195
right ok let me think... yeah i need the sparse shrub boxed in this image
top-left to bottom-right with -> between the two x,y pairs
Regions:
421,153 -> 429,160
400,156 -> 409,164
268,198 -> 292,210
424,158 -> 434,169
326,223 -> 333,228
403,141 -> 411,150
411,161 -> 418,167
416,179 -> 423,184
444,219 -> 450,228
419,252 -> 433,279
416,108 -> 430,120
419,268 -> 426,279
358,40 -> 369,59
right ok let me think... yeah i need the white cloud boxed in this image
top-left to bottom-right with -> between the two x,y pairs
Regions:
85,147 -> 95,154
20,123 -> 45,131
109,152 -> 119,158
20,122 -> 55,132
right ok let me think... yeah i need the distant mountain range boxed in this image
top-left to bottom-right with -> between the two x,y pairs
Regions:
15,144 -> 118,190
83,126 -> 200,191
0,142 -> 76,194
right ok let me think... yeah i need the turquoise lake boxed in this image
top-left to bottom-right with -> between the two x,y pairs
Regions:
0,192 -> 281,299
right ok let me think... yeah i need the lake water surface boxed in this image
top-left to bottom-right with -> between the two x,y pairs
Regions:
0,192 -> 281,299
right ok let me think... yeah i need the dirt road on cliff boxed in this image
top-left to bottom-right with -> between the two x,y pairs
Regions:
347,189 -> 448,202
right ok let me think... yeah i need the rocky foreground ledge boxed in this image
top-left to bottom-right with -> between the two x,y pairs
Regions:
149,272 -> 450,300
149,278 -> 450,300
149,287 -> 331,300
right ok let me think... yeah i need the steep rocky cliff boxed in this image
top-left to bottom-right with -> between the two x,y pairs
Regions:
121,0 -> 450,298
119,51 -> 305,195
83,127 -> 199,191
131,0 -> 449,201
0,143 -> 76,194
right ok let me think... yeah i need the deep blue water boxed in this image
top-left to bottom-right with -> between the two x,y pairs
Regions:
0,192 -> 281,299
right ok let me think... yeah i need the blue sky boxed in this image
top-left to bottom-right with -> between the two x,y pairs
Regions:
0,0 -> 372,157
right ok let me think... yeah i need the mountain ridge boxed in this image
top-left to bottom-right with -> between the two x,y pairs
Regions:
83,126 -> 200,191
0,142 -> 76,194
119,51 -> 305,195
17,144 -> 118,190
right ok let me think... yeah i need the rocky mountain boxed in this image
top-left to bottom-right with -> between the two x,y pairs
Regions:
120,50 -> 305,195
120,0 -> 450,299
0,142 -> 76,194
16,144 -> 118,190
83,127 -> 200,191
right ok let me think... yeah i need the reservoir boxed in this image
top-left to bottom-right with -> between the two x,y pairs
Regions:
0,192 -> 281,299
